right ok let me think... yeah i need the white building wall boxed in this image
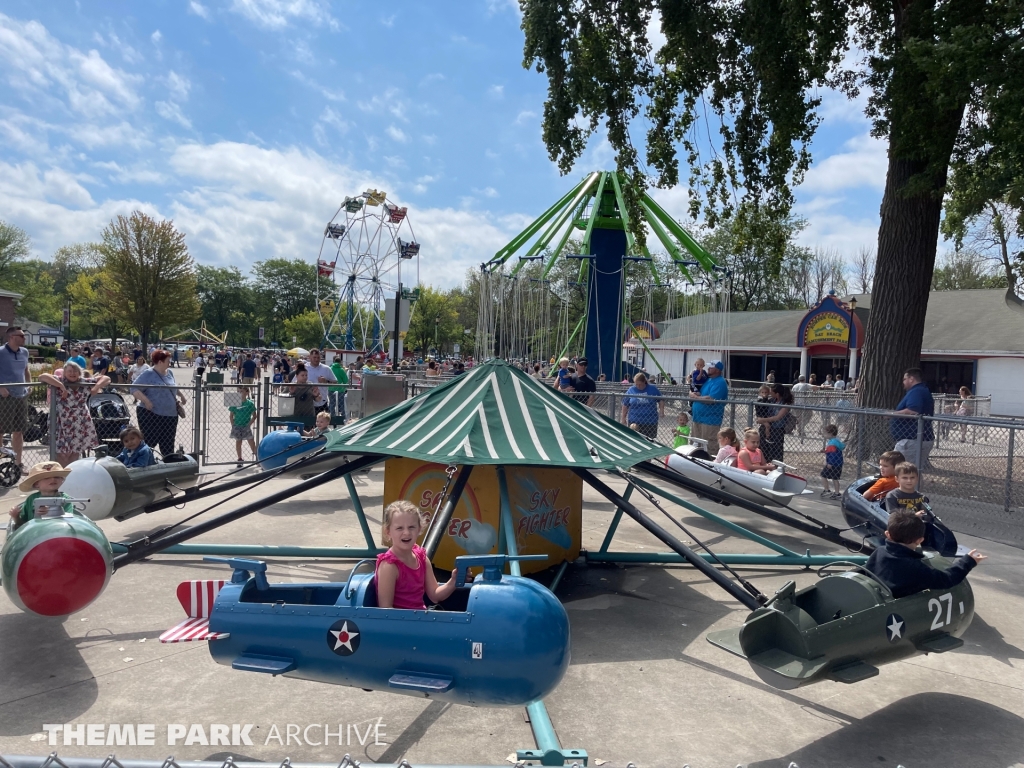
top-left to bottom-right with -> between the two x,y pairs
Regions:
975,357 -> 1024,416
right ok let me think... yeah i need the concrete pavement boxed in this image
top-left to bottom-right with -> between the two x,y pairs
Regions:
1,463 -> 1022,768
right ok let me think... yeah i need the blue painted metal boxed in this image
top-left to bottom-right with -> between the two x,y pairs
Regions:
584,228 -> 627,381
257,426 -> 319,470
585,551 -> 869,566
205,554 -> 571,708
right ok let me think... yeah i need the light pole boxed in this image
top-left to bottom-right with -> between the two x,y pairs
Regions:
434,314 -> 440,356
844,296 -> 858,383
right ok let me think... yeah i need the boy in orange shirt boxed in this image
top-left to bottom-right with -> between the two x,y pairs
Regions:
862,450 -> 905,501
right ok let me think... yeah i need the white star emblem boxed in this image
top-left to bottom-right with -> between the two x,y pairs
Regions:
887,616 -> 904,641
330,621 -> 359,652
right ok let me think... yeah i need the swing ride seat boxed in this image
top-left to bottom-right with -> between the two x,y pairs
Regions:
193,554 -> 570,707
708,560 -> 975,690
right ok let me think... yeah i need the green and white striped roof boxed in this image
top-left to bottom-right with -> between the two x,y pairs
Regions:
323,359 -> 670,468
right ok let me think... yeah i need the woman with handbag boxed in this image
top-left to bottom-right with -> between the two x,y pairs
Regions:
130,350 -> 186,458
756,384 -> 794,464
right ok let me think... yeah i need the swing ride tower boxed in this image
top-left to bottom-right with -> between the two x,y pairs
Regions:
315,190 -> 420,354
480,170 -> 728,381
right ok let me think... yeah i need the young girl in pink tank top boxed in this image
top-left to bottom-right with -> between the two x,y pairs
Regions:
375,500 -> 458,610
736,428 -> 776,476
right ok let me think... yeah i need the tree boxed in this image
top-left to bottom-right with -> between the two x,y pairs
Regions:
852,247 -> 876,294
283,309 -> 325,350
520,0 -> 1023,408
66,270 -> 129,340
196,265 -> 256,342
808,249 -> 849,304
97,211 -> 200,344
942,199 -> 1023,297
5,260 -> 62,327
405,287 -> 461,356
50,243 -> 99,297
930,250 -> 1007,291
0,220 -> 31,284
252,258 -> 319,335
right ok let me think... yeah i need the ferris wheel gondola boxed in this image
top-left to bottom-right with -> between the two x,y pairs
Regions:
315,190 -> 420,354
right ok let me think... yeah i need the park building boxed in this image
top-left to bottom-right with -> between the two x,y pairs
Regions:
637,289 -> 1024,417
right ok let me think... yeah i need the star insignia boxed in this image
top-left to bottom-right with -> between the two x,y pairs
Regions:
885,613 -> 905,643
326,620 -> 361,655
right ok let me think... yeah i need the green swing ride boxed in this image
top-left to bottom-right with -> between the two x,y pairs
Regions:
475,170 -> 732,382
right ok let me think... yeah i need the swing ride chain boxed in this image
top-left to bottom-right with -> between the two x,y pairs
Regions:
422,464 -> 459,541
619,470 -> 769,605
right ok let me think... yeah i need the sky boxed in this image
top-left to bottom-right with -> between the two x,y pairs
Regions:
0,1 -> 887,291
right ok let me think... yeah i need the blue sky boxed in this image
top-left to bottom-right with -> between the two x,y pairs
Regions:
0,1 -> 886,290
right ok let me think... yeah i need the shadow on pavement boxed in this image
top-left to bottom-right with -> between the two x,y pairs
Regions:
749,692 -> 1024,768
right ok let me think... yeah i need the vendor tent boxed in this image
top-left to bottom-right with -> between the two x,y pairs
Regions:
324,358 -> 670,468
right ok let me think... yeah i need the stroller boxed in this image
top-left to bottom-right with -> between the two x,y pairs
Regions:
89,390 -> 132,452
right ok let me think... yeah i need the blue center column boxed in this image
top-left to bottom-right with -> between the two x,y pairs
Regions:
584,228 -> 626,381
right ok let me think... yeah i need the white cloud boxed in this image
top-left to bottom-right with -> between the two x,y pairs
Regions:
0,13 -> 143,118
381,14 -> 395,28
514,110 -> 536,125
156,100 -> 192,129
151,29 -> 163,43
646,9 -> 666,54
229,0 -> 336,30
189,1 -> 211,20
487,84 -> 504,99
385,125 -> 408,143
312,106 -> 349,145
289,70 -> 344,101
802,132 -> 887,193
794,203 -> 879,258
473,186 -> 499,198
357,88 -> 410,121
166,70 -> 191,101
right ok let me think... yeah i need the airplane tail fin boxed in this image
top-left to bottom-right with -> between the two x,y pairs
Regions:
159,580 -> 230,643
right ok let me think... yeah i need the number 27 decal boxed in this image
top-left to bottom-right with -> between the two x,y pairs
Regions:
928,593 -> 964,630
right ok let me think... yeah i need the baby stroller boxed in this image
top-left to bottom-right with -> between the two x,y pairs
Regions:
0,438 -> 20,487
89,390 -> 132,452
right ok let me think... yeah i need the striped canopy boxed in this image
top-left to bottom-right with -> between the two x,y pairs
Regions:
323,359 -> 671,468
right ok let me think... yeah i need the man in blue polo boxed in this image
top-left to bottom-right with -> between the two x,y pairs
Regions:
690,359 -> 728,455
0,326 -> 32,470
890,367 -> 934,468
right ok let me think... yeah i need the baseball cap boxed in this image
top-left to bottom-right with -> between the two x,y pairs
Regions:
710,360 -> 724,371
576,357 -> 588,366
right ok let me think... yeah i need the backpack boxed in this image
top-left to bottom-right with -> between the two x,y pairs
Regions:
783,411 -> 798,434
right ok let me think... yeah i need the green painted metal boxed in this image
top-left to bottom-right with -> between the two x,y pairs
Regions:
110,542 -> 383,558
585,551 -> 869,566
579,172 -> 608,256
518,700 -> 589,766
548,559 -> 570,592
598,482 -> 633,553
625,474 -> 800,557
540,198 -> 590,279
495,465 -> 521,576
493,175 -> 594,265
553,314 -> 586,365
624,309 -> 671,381
513,175 -> 602,276
345,472 -> 377,550
642,193 -> 717,272
640,198 -> 695,280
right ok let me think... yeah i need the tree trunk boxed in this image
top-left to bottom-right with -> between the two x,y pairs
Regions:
858,153 -> 946,411
856,1 -> 969,411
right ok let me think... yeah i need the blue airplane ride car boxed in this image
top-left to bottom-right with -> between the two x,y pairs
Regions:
166,554 -> 571,707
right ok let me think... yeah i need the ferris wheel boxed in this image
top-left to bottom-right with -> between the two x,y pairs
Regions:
315,189 -> 420,353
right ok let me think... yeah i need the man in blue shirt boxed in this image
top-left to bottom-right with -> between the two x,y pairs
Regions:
0,326 -> 32,469
890,368 -> 934,468
690,360 -> 729,455
68,345 -> 88,369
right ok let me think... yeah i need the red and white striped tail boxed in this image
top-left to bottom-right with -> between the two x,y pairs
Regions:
159,580 -> 230,643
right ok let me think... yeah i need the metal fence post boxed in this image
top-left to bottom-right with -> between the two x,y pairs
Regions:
262,375 -> 272,437
1005,427 -> 1016,513
915,414 -> 925,480
607,392 -> 616,420
856,411 -> 865,478
192,375 -> 203,461
48,390 -> 57,462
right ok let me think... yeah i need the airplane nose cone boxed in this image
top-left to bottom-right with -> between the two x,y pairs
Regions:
16,536 -> 110,616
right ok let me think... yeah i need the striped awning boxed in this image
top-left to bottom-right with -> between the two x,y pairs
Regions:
324,359 -> 670,468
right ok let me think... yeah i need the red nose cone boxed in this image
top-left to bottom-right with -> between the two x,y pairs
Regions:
17,537 -> 108,616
